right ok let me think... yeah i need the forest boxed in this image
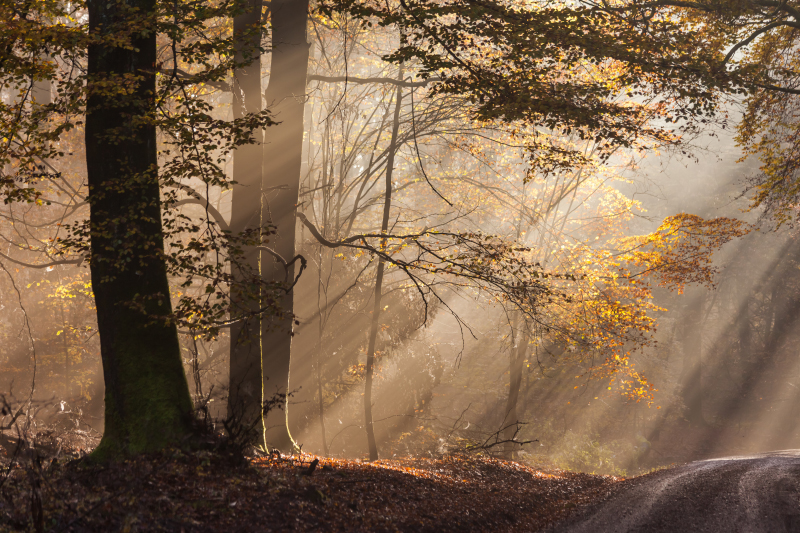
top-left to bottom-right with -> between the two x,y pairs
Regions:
1,0 -> 800,531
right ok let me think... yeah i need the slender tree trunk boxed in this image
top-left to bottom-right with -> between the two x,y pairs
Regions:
58,274 -> 69,398
260,0 -> 311,451
680,290 -> 705,426
316,258 -> 329,455
85,0 -> 193,458
364,261 -> 385,461
227,0 -> 266,447
364,72 -> 404,462
503,314 -> 527,460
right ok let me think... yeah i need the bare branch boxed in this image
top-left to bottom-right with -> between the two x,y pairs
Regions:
472,422 -> 535,452
257,246 -> 308,292
0,250 -> 84,269
157,67 -> 231,92
308,74 -> 439,87
172,198 -> 230,231
166,183 -> 229,231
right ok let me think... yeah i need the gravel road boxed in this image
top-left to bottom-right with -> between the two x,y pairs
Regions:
549,450 -> 800,533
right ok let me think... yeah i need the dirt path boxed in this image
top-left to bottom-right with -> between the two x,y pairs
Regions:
549,450 -> 800,533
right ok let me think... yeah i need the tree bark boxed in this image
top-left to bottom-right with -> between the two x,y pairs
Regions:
227,0 -> 266,447
364,71 -> 404,462
260,0 -> 311,451
503,314 -> 527,460
314,234 -> 331,455
85,0 -> 193,458
315,258 -> 330,455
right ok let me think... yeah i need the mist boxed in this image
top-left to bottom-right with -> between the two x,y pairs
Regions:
0,5 -> 794,480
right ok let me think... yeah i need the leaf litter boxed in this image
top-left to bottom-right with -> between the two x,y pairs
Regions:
0,443 -> 621,532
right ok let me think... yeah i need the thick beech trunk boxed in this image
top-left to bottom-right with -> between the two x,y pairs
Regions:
86,0 -> 193,458
260,0 -> 311,451
363,74 -> 404,462
227,0 -> 266,446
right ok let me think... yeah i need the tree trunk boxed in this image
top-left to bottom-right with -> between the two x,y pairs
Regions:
260,0 -> 311,451
364,260 -> 385,462
227,0 -> 266,447
316,247 -> 330,455
503,314 -> 527,460
364,71 -> 404,462
680,290 -> 705,426
85,0 -> 193,458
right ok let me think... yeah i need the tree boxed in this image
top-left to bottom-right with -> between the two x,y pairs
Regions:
322,0 -> 725,174
363,67 -> 404,461
501,312 -> 528,460
1,0 -> 276,457
217,0 -> 738,455
260,0 -> 312,451
2,0 -> 759,463
274,3 -> 747,461
84,0 -> 195,457
228,0 -> 267,447
288,23 -> 444,455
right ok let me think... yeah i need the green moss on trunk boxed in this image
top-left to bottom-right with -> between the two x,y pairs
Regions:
86,0 -> 193,459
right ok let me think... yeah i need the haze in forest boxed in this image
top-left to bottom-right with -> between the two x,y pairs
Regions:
2,0 -> 798,478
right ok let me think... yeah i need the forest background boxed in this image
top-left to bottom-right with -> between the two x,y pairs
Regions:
1,0 -> 799,476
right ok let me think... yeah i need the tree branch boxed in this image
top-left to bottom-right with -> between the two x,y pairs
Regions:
307,74 -> 439,87
157,67 -> 231,92
754,81 -> 800,94
723,20 -> 800,66
166,184 -> 229,231
0,250 -> 84,269
171,197 -> 230,231
257,247 -> 308,292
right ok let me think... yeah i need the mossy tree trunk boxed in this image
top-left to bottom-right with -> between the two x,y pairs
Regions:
86,0 -> 194,458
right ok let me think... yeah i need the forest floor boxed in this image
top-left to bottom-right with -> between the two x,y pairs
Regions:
0,434 -> 622,532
